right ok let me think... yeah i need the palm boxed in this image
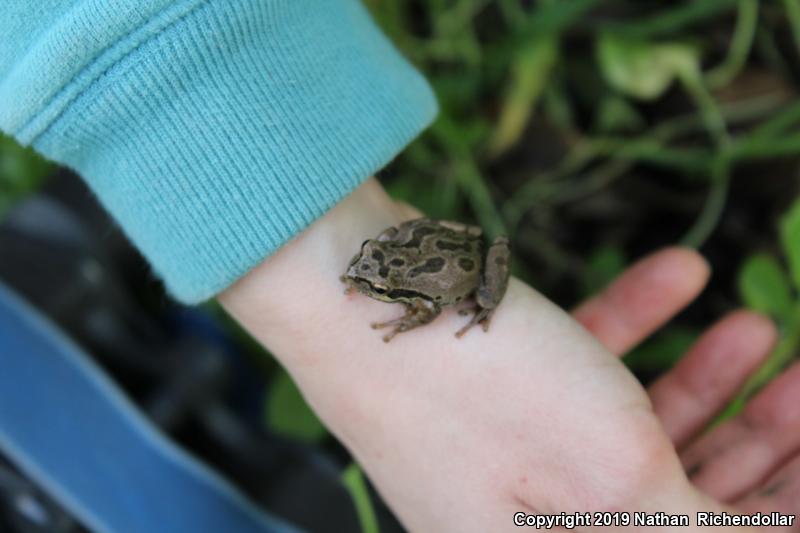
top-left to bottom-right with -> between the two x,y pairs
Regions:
574,248 -> 800,528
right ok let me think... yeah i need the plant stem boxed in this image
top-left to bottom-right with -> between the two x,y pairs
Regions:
717,303 -> 800,423
342,464 -> 380,533
606,0 -> 739,38
705,0 -> 759,89
784,0 -> 800,57
453,156 -> 507,238
552,159 -> 633,205
748,100 -> 800,140
501,93 -> 789,225
731,133 -> 800,159
680,157 -> 731,248
681,70 -> 731,147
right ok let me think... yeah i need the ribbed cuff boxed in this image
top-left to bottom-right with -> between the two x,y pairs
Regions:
12,0 -> 437,302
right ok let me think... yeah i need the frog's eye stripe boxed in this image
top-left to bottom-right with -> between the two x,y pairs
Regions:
355,278 -> 388,294
387,288 -> 432,301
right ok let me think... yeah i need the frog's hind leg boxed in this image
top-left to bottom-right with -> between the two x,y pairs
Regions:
371,300 -> 440,342
455,236 -> 511,338
455,307 -> 494,338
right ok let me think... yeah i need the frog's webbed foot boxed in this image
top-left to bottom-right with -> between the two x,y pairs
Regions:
371,301 -> 440,342
454,307 -> 494,338
371,314 -> 412,330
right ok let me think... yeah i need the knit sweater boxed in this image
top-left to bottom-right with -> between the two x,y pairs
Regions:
0,0 -> 437,302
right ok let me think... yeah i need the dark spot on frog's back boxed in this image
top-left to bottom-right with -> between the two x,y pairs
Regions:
436,240 -> 471,252
378,266 -> 390,278
399,226 -> 437,248
408,257 -> 445,277
371,250 -> 384,262
361,264 -> 371,270
458,258 -> 475,272
389,258 -> 405,267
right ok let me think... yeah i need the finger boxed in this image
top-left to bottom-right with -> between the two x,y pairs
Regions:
736,453 -> 800,531
572,247 -> 710,356
681,362 -> 800,502
648,311 -> 776,449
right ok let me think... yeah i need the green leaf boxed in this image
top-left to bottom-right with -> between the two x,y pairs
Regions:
0,134 -> 53,218
266,370 -> 327,443
342,464 -> 380,533
597,33 -> 700,100
720,304 -> 800,424
489,35 -> 558,156
713,395 -> 747,426
737,254 -> 793,318
593,95 -> 645,133
780,199 -> 800,290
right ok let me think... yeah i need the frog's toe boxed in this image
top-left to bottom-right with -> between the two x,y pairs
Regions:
455,308 -> 492,338
382,325 -> 407,342
372,315 -> 406,329
454,318 -> 478,338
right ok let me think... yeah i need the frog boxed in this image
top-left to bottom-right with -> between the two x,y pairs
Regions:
341,218 -> 511,342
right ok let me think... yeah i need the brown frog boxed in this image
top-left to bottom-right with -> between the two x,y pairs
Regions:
341,218 -> 511,342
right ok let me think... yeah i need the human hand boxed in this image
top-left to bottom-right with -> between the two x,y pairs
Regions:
575,246 -> 800,531
581,251 -> 800,529
219,179 -> 782,532
395,198 -> 797,530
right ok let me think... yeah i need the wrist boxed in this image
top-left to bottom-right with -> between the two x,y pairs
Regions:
218,177 -> 402,350
216,178 -> 408,420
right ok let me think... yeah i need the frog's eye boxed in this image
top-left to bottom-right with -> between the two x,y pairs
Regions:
372,285 -> 388,295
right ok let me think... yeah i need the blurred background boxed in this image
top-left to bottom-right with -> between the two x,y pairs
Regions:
2,1 -> 800,532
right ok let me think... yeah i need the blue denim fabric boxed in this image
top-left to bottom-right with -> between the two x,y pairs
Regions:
0,282 -> 299,533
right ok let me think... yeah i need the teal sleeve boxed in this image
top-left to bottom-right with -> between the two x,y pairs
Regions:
0,0 -> 437,303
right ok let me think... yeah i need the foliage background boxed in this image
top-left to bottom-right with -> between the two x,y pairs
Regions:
2,1 -> 800,531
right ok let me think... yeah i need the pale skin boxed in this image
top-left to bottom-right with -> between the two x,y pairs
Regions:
220,178 -> 800,532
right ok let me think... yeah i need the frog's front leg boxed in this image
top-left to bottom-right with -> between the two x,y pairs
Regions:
371,299 -> 441,342
455,236 -> 511,338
